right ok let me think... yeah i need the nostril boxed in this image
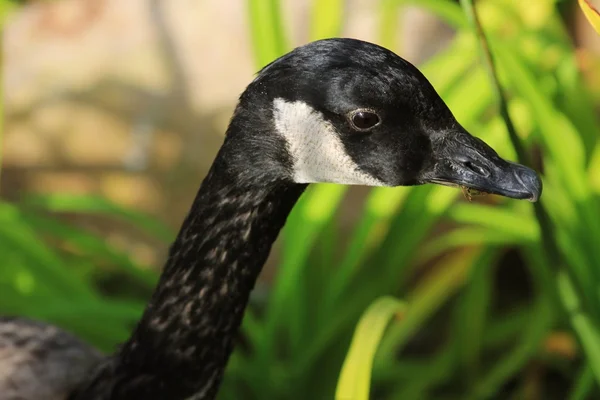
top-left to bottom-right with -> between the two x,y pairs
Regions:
463,161 -> 489,177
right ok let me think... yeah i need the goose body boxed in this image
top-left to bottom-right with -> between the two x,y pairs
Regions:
0,317 -> 102,400
0,38 -> 541,400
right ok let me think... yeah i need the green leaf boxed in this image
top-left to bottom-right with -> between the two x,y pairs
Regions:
378,0 -> 402,50
569,364 -> 595,400
455,249 -> 497,384
558,270 -> 600,386
376,249 -> 483,365
447,203 -> 538,240
336,296 -> 407,400
248,0 -> 288,68
395,0 -> 467,29
24,194 -> 174,242
22,212 -> 157,288
418,227 -> 522,264
579,0 -> 600,34
276,184 -> 347,346
0,202 -> 97,300
310,0 -> 345,40
468,299 -> 553,400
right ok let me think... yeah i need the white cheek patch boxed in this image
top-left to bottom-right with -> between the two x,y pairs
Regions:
272,98 -> 385,186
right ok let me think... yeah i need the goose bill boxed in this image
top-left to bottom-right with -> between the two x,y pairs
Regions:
425,132 -> 542,202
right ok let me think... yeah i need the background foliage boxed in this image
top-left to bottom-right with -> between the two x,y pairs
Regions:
2,0 -> 600,399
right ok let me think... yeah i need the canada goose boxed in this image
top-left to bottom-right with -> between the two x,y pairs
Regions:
0,38 -> 541,400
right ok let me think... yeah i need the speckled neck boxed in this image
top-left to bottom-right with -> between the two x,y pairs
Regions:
73,156 -> 306,400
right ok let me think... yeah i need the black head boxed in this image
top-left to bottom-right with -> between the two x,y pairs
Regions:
223,38 -> 541,201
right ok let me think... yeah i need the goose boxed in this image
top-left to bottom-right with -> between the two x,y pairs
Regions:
0,38 -> 541,400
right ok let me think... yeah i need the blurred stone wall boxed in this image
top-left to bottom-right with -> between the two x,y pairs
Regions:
3,0 -> 254,212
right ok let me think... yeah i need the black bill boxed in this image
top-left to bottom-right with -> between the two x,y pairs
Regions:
424,130 -> 542,202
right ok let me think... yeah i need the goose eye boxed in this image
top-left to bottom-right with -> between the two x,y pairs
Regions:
349,110 -> 380,131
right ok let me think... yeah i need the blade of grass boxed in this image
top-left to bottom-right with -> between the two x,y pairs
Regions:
372,350 -> 453,383
446,199 -> 595,310
0,203 -> 97,299
376,249 -> 482,365
419,33 -> 477,92
386,344 -> 456,399
554,50 -> 600,162
247,0 -> 288,68
310,0 -> 344,41
292,293 -> 373,377
449,199 -> 596,310
324,187 -> 410,313
281,184 -> 346,350
2,296 -> 145,351
467,298 -> 553,400
418,227 -> 523,264
455,248 -> 497,385
22,212 -> 158,288
395,0 -> 467,30
447,203 -> 538,239
378,0 -> 402,51
384,251 -> 498,399
335,296 -> 407,400
558,269 -> 600,382
483,305 -> 535,348
257,184 -> 347,381
24,194 -> 175,242
568,363 -> 594,400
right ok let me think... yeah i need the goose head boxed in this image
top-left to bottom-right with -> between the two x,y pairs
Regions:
224,38 -> 541,202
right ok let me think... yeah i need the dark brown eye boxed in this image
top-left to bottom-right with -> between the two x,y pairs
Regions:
350,110 -> 380,131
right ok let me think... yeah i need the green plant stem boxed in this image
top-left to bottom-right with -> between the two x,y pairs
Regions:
569,363 -> 594,400
459,0 -> 558,263
460,0 -> 600,386
459,0 -> 527,163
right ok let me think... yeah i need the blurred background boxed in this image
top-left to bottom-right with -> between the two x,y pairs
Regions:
2,0 -> 600,399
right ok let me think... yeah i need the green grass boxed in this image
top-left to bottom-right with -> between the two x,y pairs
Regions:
1,0 -> 600,399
